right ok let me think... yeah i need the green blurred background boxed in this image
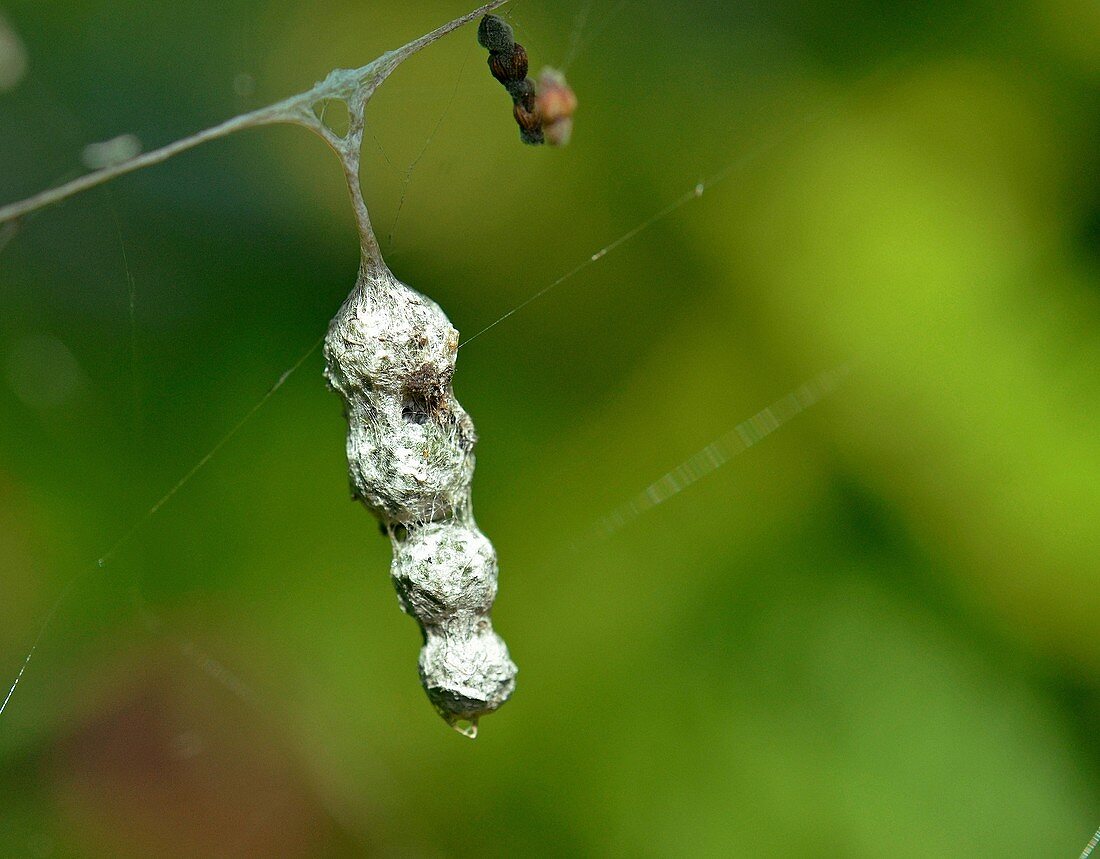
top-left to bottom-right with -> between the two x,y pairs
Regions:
1,0 -> 1098,855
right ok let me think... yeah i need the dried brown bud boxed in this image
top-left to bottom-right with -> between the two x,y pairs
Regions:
513,98 -> 544,145
488,42 -> 528,86
476,14 -> 514,54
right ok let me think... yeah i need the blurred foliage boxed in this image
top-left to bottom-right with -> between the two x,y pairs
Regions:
1,0 -> 1098,855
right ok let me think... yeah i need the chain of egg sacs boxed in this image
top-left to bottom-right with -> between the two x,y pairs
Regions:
477,14 -> 576,146
324,262 -> 517,737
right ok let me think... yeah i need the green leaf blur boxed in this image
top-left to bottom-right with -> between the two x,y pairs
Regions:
0,0 -> 1097,856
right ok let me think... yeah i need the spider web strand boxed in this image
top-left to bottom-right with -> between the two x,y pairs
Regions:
0,336 -> 322,720
1081,826 -> 1100,859
588,364 -> 851,541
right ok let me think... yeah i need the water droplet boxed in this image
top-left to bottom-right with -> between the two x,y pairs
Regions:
694,183 -> 704,197
448,717 -> 478,739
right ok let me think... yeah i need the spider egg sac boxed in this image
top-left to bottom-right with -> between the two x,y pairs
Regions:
324,262 -> 517,734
